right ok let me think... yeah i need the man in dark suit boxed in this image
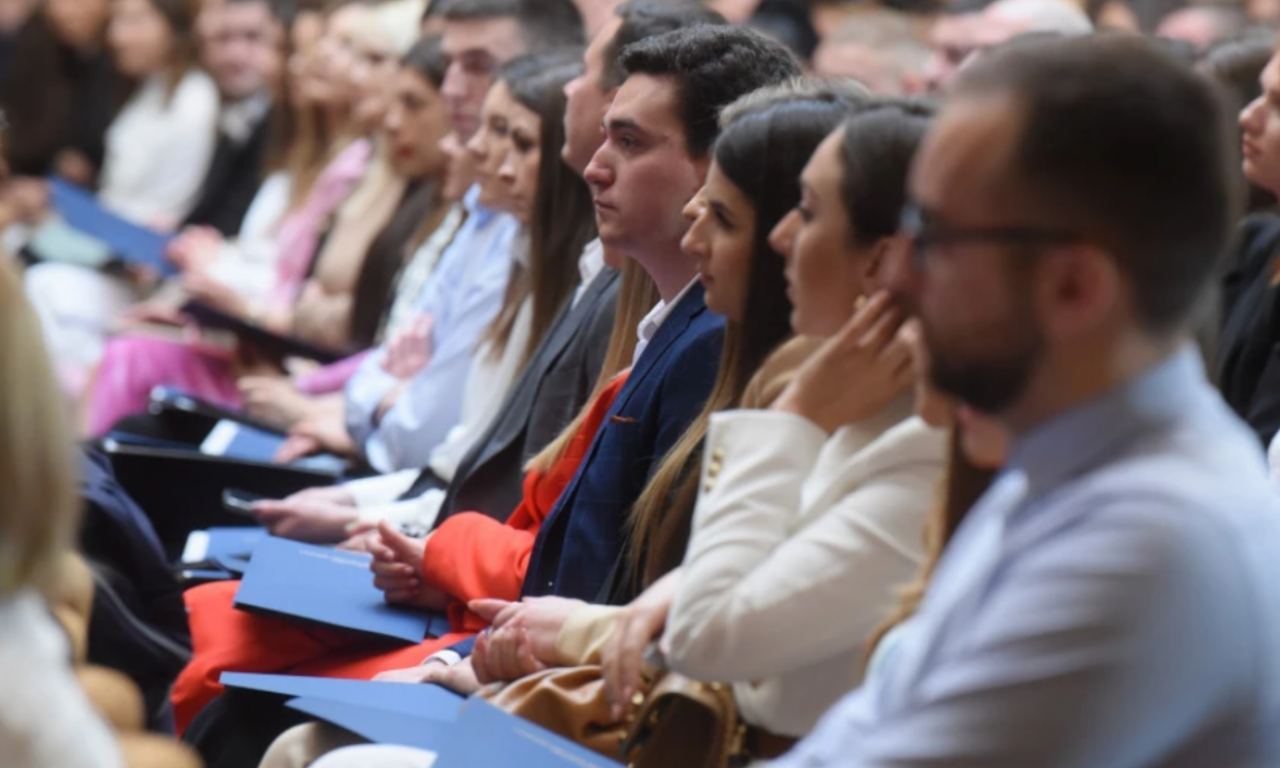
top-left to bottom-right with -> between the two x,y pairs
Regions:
180,0 -> 279,236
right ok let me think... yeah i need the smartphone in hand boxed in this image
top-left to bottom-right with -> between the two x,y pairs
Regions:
222,488 -> 267,517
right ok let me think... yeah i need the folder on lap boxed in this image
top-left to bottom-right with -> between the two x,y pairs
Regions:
285,697 -> 455,751
233,537 -> 451,643
433,699 -> 624,768
220,672 -> 462,719
44,177 -> 176,276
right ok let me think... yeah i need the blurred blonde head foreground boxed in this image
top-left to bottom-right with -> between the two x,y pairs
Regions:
0,259 -> 78,599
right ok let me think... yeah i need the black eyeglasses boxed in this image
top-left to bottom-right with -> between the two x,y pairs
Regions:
899,203 -> 1080,270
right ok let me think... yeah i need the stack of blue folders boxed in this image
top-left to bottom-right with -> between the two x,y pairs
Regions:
221,672 -> 624,766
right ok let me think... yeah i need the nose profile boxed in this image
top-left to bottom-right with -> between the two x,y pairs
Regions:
769,209 -> 799,259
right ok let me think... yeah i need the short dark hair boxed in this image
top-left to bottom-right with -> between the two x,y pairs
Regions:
747,0 -> 820,63
618,25 -> 802,158
955,35 -> 1235,335
601,0 -> 727,91
438,0 -> 585,50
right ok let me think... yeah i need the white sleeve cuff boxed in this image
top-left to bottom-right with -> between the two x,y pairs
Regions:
345,469 -> 422,508
423,650 -> 462,667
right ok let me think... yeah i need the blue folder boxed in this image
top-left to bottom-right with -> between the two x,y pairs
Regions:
220,672 -> 462,719
434,699 -> 623,768
286,697 -> 456,750
233,537 -> 451,643
47,177 -> 175,275
200,419 -> 349,474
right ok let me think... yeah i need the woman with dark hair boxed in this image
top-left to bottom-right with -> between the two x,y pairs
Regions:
0,0 -> 122,186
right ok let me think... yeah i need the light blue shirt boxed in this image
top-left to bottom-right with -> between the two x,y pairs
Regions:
774,348 -> 1280,768
345,186 -> 519,473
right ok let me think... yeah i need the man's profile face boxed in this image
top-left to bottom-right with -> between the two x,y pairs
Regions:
202,1 -> 277,101
922,13 -> 981,94
584,74 -> 708,259
889,94 -> 1046,415
562,15 -> 621,174
441,16 -> 527,140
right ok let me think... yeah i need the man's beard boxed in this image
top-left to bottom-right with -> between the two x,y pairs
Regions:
924,320 -> 1044,416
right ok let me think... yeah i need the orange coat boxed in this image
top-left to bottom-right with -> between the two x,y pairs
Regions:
172,376 -> 629,732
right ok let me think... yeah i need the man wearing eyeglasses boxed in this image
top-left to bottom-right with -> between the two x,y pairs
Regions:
774,35 -> 1280,768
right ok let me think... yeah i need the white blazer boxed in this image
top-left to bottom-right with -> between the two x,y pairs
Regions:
663,398 -> 946,738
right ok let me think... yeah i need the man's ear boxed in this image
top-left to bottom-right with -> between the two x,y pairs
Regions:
1040,243 -> 1122,340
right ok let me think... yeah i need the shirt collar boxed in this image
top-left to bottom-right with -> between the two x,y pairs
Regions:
462,184 -> 498,229
638,276 -> 700,344
1007,345 -> 1206,498
219,92 -> 272,142
579,239 -> 605,289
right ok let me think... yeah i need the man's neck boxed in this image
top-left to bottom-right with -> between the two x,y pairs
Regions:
1002,329 -> 1182,438
629,246 -> 698,303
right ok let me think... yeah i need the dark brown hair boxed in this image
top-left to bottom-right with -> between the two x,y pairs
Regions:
348,36 -> 451,348
479,50 -> 595,368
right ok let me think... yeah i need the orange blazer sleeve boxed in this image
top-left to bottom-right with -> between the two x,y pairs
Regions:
421,374 -> 631,631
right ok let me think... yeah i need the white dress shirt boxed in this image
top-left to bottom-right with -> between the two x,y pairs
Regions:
665,401 -> 946,737
773,349 -> 1280,768
633,276 -> 699,365
98,69 -> 220,227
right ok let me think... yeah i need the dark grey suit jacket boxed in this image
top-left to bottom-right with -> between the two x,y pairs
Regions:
401,266 -> 621,523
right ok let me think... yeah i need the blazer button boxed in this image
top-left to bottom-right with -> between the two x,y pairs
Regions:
712,447 -> 726,461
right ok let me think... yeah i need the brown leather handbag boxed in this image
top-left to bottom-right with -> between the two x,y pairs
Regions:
619,673 -> 747,768
479,665 -> 634,758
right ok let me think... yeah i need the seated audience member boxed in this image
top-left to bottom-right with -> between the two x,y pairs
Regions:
462,97 -> 946,764
87,32 -> 454,436
0,0 -> 121,189
224,0 -> 724,557
0,259 -> 121,767
258,71 -> 854,768
1199,34 -> 1277,216
1157,2 -> 1248,49
180,0 -> 283,238
1222,45 -> 1280,448
775,35 -> 1280,767
812,10 -> 929,95
173,25 -> 798,767
28,0 -> 365,398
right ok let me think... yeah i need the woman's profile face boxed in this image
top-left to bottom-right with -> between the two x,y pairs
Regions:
108,0 -> 174,78
305,5 -> 363,108
680,161 -> 756,322
466,81 -> 516,213
385,67 -> 451,181
498,98 -> 543,226
770,128 -> 875,338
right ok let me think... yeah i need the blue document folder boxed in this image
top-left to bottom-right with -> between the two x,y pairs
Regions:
286,697 -> 456,751
220,672 -> 462,719
47,177 -> 175,275
233,537 -> 451,643
434,699 -> 623,768
199,419 -> 348,473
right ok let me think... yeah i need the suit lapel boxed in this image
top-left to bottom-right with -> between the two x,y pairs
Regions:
611,281 -> 709,414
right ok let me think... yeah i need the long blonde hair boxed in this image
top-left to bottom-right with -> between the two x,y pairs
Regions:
0,261 -> 78,598
526,258 -> 659,474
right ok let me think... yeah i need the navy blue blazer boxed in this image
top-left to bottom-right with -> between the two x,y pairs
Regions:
521,281 -> 724,603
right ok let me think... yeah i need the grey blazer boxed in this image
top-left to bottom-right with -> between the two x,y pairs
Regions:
406,267 -> 621,524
